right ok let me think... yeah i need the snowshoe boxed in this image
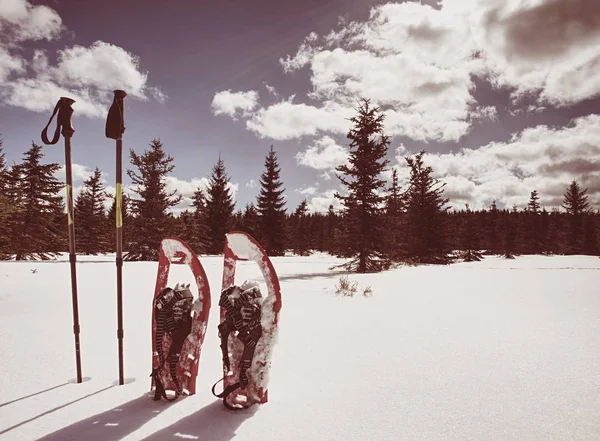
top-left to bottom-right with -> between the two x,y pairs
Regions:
150,237 -> 211,401
211,231 -> 282,410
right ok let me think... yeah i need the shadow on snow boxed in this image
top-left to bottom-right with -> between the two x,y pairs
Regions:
35,394 -> 255,441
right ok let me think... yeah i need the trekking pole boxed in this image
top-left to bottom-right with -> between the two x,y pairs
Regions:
105,90 -> 127,385
41,97 -> 83,384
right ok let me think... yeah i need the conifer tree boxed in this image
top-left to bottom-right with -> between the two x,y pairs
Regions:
205,155 -> 235,254
236,202 -> 260,239
324,204 -> 338,255
403,150 -> 451,264
561,180 -> 590,254
384,168 -> 405,260
74,167 -> 109,254
0,139 -> 12,258
526,190 -> 543,254
187,187 -> 211,253
460,203 -> 482,261
291,199 -> 310,256
334,99 -> 390,272
126,139 -> 181,260
13,143 -> 64,260
487,200 -> 501,254
256,146 -> 287,256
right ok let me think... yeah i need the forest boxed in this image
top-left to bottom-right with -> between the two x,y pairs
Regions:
0,101 -> 597,271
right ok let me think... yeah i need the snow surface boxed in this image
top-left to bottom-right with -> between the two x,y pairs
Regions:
1,253 -> 600,440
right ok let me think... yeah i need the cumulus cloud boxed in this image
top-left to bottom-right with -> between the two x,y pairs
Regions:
394,114 -> 600,210
211,90 -> 259,119
305,189 -> 344,213
212,0 -> 600,144
296,135 -> 349,171
0,0 -> 165,117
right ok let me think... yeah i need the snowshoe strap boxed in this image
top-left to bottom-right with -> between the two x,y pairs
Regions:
211,378 -> 249,411
150,369 -> 179,402
218,321 -> 235,371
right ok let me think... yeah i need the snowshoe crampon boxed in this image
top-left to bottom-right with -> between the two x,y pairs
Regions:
212,231 -> 282,410
150,237 -> 211,401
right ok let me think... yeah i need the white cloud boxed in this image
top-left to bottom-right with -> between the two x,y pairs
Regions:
296,135 -> 349,171
213,0 -> 600,143
54,163 -> 94,184
0,0 -> 63,42
395,114 -> 600,210
211,90 -> 259,119
460,0 -> 600,106
295,185 -> 318,196
306,189 -> 344,213
245,179 -> 257,189
0,0 -> 165,117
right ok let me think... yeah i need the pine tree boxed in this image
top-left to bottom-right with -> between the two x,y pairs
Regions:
526,190 -> 543,254
561,180 -> 590,254
384,168 -> 405,260
187,187 -> 211,254
460,203 -> 482,261
334,99 -> 391,272
236,202 -> 260,239
256,146 -> 287,256
205,155 -> 235,254
403,150 -> 451,264
126,139 -> 182,260
324,204 -> 338,255
13,143 -> 65,260
291,199 -> 310,256
0,138 -> 12,258
487,200 -> 501,254
74,167 -> 109,254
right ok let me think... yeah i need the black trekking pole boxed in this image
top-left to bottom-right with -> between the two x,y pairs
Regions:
41,97 -> 83,384
105,90 -> 127,385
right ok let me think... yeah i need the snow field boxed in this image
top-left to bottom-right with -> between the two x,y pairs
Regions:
0,253 -> 599,440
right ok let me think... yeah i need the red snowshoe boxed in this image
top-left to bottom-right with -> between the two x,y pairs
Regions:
150,237 -> 211,401
211,231 -> 282,410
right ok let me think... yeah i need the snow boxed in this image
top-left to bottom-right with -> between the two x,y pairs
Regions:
1,253 -> 600,441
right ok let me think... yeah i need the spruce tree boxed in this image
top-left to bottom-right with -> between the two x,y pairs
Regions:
205,155 -> 235,254
487,200 -> 501,254
187,187 -> 211,254
236,202 -> 260,239
460,203 -> 482,261
561,180 -> 590,254
0,139 -> 12,258
13,143 -> 64,260
74,167 -> 109,254
384,168 -> 405,260
334,99 -> 391,272
324,204 -> 338,255
526,190 -> 543,254
291,199 -> 310,256
403,150 -> 451,264
126,139 -> 182,260
256,146 -> 287,256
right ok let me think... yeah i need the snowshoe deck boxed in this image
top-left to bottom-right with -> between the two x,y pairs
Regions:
150,237 -> 211,400
215,231 -> 282,409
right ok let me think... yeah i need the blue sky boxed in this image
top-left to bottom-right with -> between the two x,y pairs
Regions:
1,0 -> 600,214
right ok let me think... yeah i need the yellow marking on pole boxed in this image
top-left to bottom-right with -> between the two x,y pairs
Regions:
116,183 -> 123,228
66,184 -> 73,225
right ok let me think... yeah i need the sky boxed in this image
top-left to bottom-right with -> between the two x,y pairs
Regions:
1,0 -> 600,214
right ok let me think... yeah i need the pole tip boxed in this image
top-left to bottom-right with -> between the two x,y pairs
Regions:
114,90 -> 127,99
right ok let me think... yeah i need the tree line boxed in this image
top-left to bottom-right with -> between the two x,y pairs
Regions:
0,100 -> 597,270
